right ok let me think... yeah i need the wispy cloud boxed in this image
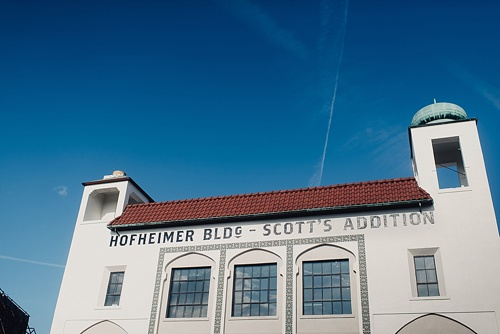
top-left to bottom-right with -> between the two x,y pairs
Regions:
344,124 -> 412,175
310,0 -> 350,186
0,255 -> 65,268
308,161 -> 323,187
54,185 -> 68,196
217,0 -> 308,59
448,64 -> 500,110
309,123 -> 411,186
483,90 -> 500,110
318,0 -> 350,56
343,125 -> 402,152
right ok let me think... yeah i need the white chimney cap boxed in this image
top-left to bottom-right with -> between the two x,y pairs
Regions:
103,170 -> 127,179
113,170 -> 126,177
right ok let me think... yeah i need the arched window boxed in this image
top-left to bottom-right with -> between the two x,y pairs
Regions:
296,244 -> 360,334
225,249 -> 283,334
158,252 -> 216,334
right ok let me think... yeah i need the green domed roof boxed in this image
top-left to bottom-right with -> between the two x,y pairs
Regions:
411,102 -> 468,126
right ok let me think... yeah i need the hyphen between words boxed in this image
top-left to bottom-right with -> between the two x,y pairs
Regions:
109,211 -> 434,247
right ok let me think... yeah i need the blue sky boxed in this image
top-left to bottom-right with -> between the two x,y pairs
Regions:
1,0 -> 499,332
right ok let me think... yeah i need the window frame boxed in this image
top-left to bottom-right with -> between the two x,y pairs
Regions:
302,259 -> 352,316
104,271 -> 125,306
414,255 -> 439,297
408,248 -> 447,299
97,265 -> 127,309
432,137 -> 469,189
226,249 -> 282,322
231,263 -> 278,317
161,253 -> 216,325
166,266 -> 212,319
296,245 -> 357,320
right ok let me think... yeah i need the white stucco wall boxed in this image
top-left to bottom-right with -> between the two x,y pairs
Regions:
51,119 -> 500,334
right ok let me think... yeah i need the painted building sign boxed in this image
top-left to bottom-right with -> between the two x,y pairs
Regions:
109,211 -> 434,247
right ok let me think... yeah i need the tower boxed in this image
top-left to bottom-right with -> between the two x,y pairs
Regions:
77,170 -> 153,223
51,171 -> 153,334
404,102 -> 500,333
409,102 -> 497,228
409,101 -> 498,236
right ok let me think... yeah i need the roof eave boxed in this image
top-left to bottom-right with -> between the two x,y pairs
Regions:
82,176 -> 155,203
108,198 -> 433,231
408,118 -> 478,158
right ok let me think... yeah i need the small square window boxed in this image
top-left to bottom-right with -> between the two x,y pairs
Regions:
104,271 -> 124,306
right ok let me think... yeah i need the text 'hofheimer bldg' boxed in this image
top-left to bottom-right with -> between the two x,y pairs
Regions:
51,102 -> 500,334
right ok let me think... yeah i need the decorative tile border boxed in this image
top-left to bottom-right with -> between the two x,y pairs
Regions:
214,246 -> 227,333
285,244 -> 294,334
148,234 -> 370,334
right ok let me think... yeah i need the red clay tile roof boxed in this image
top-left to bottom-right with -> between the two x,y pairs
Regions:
108,177 -> 432,230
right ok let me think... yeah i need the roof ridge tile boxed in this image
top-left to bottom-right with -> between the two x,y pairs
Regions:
109,177 -> 432,228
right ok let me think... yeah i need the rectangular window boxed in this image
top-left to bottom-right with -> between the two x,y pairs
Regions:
433,137 -> 468,189
414,255 -> 439,297
232,263 -> 277,317
104,271 -> 124,306
167,267 -> 211,318
303,259 -> 351,315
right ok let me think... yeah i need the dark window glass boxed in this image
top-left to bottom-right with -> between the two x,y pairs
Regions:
303,260 -> 351,315
167,267 -> 211,318
105,271 -> 125,306
232,263 -> 277,317
414,256 -> 439,297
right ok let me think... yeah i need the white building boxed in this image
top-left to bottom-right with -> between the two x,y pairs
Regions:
51,102 -> 500,334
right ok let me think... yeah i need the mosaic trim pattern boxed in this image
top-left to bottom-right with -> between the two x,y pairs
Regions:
214,246 -> 227,333
148,247 -> 166,333
148,235 -> 370,334
285,244 -> 294,334
357,234 -> 370,334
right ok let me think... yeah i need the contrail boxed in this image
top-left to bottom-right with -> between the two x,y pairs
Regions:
317,0 -> 350,186
0,255 -> 65,268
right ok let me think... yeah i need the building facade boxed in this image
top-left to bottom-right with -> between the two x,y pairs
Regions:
51,102 -> 500,334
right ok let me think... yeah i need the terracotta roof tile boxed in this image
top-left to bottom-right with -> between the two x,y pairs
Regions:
108,177 -> 432,229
